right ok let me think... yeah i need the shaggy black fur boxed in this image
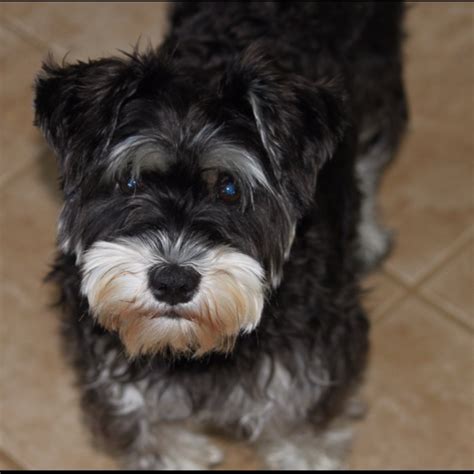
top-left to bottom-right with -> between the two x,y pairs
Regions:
34,2 -> 407,469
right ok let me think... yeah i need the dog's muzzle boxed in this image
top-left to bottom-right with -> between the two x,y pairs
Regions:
80,234 -> 265,357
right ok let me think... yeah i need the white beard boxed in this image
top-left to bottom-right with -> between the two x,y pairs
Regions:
80,233 -> 265,357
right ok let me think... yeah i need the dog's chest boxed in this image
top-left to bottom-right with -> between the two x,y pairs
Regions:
136,355 -> 329,438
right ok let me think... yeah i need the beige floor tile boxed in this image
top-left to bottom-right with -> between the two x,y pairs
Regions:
0,160 -> 115,468
379,119 -> 473,285
0,157 -> 60,290
350,296 -> 474,469
1,2 -> 170,61
378,3 -> 474,285
0,449 -> 23,470
0,285 -> 117,469
0,158 -> 62,411
404,3 -> 474,127
361,271 -> 406,322
421,239 -> 474,329
0,26 -> 62,188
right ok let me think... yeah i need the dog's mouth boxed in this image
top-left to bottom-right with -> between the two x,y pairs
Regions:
152,310 -> 189,321
161,311 -> 183,320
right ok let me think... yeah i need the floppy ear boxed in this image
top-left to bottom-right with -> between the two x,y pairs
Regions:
34,49 -> 174,193
220,45 -> 348,193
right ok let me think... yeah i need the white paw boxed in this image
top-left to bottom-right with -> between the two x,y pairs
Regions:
122,432 -> 224,470
123,453 -> 164,470
265,445 -> 342,470
177,431 -> 224,468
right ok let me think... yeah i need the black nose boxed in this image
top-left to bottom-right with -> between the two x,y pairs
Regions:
148,264 -> 201,305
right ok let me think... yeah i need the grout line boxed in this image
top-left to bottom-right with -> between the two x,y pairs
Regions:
416,290 -> 473,334
377,232 -> 474,331
373,287 -> 472,334
1,431 -> 34,471
0,14 -> 68,58
371,288 -> 408,326
0,446 -> 27,471
0,15 -> 50,52
363,271 -> 409,326
419,288 -> 472,331
384,225 -> 474,289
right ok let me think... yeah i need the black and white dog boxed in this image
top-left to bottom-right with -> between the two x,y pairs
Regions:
34,2 -> 407,469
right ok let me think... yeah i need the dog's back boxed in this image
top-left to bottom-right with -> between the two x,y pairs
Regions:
169,2 -> 405,71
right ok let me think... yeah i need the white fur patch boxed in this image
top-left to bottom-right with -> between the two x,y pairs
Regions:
80,234 -> 265,357
203,143 -> 272,193
248,93 -> 279,165
107,136 -> 172,178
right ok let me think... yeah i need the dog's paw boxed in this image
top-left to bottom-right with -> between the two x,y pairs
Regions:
122,448 -> 222,471
122,453 -> 165,470
175,430 -> 224,468
120,429 -> 224,470
263,442 -> 343,470
258,424 -> 352,471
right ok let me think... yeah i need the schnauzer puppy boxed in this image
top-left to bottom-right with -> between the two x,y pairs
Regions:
34,2 -> 407,470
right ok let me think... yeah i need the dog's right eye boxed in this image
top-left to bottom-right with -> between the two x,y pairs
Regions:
217,174 -> 241,203
118,177 -> 142,194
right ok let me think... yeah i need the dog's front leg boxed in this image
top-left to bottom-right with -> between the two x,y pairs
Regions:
255,422 -> 354,470
81,378 -> 162,469
81,379 -> 223,470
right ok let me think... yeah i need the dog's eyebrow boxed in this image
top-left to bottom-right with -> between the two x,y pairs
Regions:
106,136 -> 272,196
200,144 -> 272,193
106,136 -> 173,178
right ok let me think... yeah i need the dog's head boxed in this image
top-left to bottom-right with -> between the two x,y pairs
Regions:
34,45 -> 347,357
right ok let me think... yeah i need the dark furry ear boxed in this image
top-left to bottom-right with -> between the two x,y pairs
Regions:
34,48 -> 174,193
220,45 -> 348,179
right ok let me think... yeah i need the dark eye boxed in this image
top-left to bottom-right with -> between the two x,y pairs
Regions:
217,174 -> 240,203
119,176 -> 142,194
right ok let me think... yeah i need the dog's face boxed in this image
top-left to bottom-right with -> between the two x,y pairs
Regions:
34,46 -> 346,357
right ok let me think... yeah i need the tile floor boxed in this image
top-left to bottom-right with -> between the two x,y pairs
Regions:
0,2 -> 472,470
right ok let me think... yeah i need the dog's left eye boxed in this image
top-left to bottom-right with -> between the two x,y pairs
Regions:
217,174 -> 240,203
